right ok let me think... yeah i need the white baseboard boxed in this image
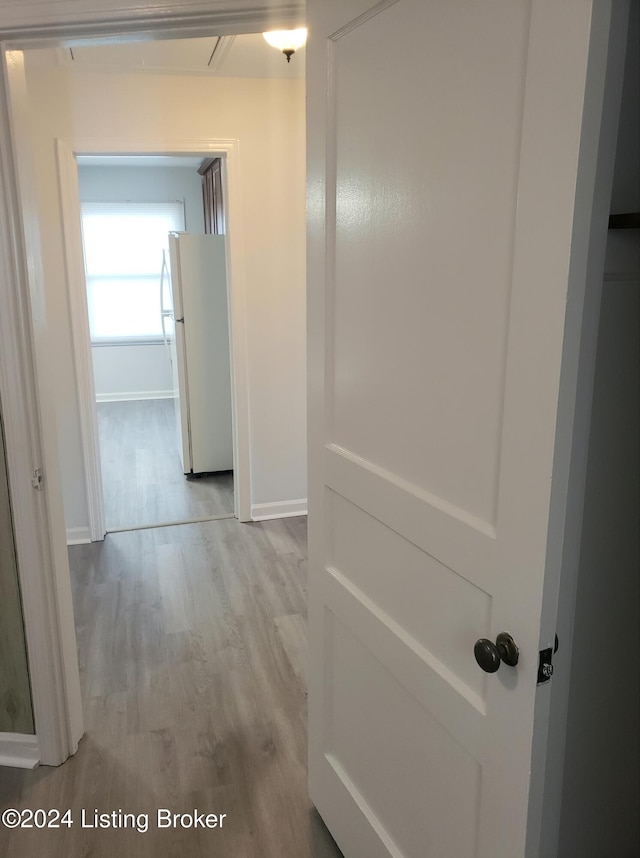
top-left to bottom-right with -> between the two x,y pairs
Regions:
95,390 -> 174,403
0,734 -> 39,769
66,526 -> 91,545
251,499 -> 308,521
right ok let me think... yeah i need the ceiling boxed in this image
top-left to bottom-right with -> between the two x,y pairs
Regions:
27,32 -> 305,80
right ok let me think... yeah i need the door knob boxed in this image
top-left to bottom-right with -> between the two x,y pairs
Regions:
474,632 -> 519,673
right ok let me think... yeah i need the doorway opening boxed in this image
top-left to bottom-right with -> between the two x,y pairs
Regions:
55,131 -> 255,542
75,154 -> 235,534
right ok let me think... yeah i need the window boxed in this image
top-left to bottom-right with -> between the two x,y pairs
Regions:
81,201 -> 185,343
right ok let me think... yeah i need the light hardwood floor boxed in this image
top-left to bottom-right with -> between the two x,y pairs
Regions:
0,516 -> 343,858
98,399 -> 234,531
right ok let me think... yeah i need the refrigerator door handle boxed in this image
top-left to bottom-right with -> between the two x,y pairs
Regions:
161,314 -> 168,351
160,250 -> 168,312
160,250 -> 170,348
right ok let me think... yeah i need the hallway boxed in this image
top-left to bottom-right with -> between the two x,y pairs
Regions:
0,516 -> 342,858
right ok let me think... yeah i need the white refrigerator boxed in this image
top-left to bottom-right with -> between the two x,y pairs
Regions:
160,233 -> 233,475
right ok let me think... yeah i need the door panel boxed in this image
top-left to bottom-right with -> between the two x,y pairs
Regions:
326,613 -> 481,858
307,1 -> 616,856
328,490 -> 491,703
329,1 -> 528,526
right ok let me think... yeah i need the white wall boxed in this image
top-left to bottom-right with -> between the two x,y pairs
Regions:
91,344 -> 172,401
78,162 -> 204,400
23,59 -> 307,530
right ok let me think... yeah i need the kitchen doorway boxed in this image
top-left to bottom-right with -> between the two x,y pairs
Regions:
56,136 -> 254,541
75,156 -> 235,533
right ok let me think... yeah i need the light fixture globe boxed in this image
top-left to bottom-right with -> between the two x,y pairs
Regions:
262,28 -> 307,63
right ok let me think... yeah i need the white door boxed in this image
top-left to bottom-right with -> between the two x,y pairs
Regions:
306,2 -> 622,856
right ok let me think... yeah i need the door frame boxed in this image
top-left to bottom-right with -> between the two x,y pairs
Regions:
0,0 -> 303,766
56,136 -> 251,538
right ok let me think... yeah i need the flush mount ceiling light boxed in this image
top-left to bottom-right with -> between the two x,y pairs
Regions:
262,28 -> 307,63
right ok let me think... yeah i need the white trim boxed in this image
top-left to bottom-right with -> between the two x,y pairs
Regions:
91,338 -> 166,346
56,136 -> 253,530
66,526 -> 92,545
0,49 -> 83,767
220,146 -> 251,524
56,139 -> 107,543
0,733 -> 40,769
0,2 -> 304,41
95,390 -> 174,403
251,499 -> 308,521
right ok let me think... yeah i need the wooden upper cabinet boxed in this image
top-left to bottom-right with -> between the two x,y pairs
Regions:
199,157 -> 225,235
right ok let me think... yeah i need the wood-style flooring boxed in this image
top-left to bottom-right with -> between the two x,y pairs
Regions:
0,516 -> 343,858
98,399 -> 234,531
